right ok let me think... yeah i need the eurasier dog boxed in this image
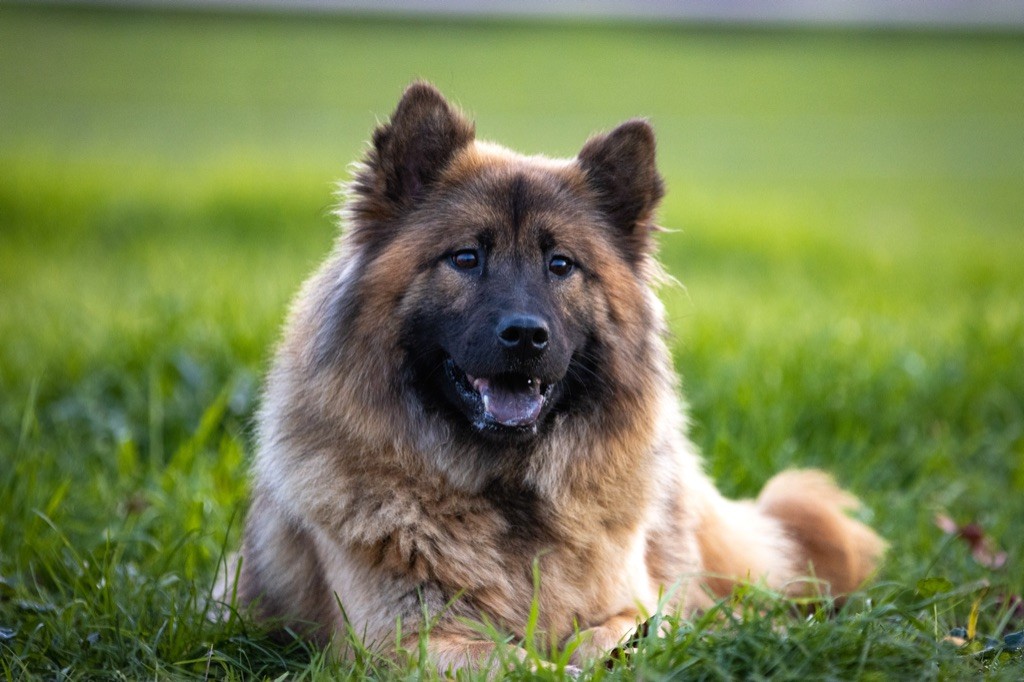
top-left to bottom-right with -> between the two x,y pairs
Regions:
228,82 -> 885,671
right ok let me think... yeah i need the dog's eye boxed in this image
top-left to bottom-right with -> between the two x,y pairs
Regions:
548,255 -> 574,278
450,249 -> 480,270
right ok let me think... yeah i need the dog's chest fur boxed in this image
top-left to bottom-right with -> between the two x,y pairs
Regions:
334,457 -> 657,637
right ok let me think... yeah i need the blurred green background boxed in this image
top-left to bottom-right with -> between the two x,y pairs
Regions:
1,4 -> 1023,676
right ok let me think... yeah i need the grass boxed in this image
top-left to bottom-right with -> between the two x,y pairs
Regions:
2,4 -> 1023,679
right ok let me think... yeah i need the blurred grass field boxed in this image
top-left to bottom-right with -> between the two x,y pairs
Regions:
2,5 -> 1023,679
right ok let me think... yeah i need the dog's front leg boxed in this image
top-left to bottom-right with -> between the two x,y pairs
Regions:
426,629 -> 516,675
425,627 -> 581,677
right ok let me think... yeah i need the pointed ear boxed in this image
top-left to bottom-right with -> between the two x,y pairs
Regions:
353,82 -> 475,221
577,119 -> 665,261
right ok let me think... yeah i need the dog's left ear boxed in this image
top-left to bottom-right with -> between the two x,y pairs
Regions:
578,120 -> 665,262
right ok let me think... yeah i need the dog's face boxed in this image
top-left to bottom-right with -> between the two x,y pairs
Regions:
345,83 -> 664,442
399,167 -> 595,440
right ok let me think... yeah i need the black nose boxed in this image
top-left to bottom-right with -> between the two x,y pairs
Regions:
496,314 -> 549,356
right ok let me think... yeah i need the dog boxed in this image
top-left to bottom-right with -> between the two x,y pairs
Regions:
228,82 -> 885,672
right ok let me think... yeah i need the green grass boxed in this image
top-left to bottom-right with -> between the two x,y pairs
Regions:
2,5 -> 1023,679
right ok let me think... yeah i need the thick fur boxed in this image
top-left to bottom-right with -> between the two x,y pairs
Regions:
229,83 -> 885,670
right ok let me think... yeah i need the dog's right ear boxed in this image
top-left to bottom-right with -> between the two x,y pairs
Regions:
350,82 -> 475,228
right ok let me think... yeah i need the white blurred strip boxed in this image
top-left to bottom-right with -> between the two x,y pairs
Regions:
18,0 -> 1024,29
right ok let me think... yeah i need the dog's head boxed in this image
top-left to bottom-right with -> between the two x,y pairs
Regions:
343,83 -> 665,442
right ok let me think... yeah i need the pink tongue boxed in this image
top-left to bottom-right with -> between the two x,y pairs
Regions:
472,377 -> 544,426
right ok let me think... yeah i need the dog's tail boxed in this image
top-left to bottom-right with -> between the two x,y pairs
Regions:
756,469 -> 886,597
692,469 -> 884,603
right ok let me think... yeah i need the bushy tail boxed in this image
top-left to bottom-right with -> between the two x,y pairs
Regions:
757,469 -> 886,597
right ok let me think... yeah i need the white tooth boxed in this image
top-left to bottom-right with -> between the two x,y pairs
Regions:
482,394 -> 491,412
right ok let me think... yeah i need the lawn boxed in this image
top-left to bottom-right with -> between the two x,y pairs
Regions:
1,5 -> 1023,679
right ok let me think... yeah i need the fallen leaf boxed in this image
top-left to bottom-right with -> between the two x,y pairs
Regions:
935,513 -> 958,535
934,513 -> 1007,569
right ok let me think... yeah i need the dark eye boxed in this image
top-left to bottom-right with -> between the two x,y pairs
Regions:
548,255 -> 574,277
450,249 -> 480,270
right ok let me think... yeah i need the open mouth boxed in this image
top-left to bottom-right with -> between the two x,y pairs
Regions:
444,358 -> 554,431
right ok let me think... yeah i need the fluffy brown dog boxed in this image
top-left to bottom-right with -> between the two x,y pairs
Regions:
230,82 -> 885,671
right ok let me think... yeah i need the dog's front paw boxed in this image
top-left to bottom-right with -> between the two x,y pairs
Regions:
567,614 -> 644,667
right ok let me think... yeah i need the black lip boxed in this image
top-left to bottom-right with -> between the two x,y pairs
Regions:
443,356 -> 555,435
445,357 -> 482,410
